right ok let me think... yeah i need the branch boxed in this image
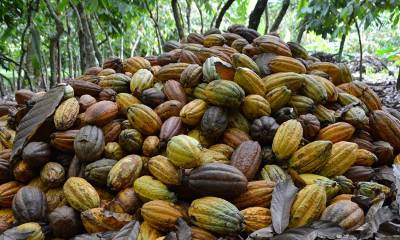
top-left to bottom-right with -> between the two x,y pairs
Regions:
44,0 -> 64,39
194,1 -> 204,33
0,53 -> 20,66
171,0 -> 185,39
248,0 -> 268,30
269,0 -> 290,32
215,0 -> 235,29
354,18 -> 363,81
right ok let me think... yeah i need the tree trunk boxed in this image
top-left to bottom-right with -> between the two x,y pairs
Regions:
210,2 -> 223,29
66,14 -> 73,79
17,0 -> 37,90
248,0 -> 268,30
131,35 -> 141,56
355,19 -> 363,81
44,0 -> 64,87
0,75 -> 5,97
144,0 -> 163,54
194,1 -> 204,33
186,0 -> 192,33
269,0 -> 290,32
296,22 -> 306,43
337,34 -> 346,63
75,3 -> 97,71
120,36 -> 124,60
215,0 -> 235,29
396,67 -> 400,91
171,0 -> 185,39
264,5 -> 269,34
88,14 -> 102,65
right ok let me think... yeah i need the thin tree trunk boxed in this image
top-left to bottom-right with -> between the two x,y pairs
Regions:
88,14 -> 102,65
66,14 -> 73,79
0,75 -> 5,97
17,0 -> 37,90
210,2 -> 223,29
131,35 -> 141,56
57,40 -> 62,83
76,3 -> 97,70
120,36 -> 124,60
194,1 -> 204,33
296,23 -> 306,43
171,0 -> 185,39
396,67 -> 400,91
248,0 -> 268,30
44,0 -> 64,86
186,0 -> 192,33
355,20 -> 363,81
144,0 -> 163,54
337,34 -> 346,63
215,0 -> 235,29
264,5 -> 269,34
269,0 -> 290,32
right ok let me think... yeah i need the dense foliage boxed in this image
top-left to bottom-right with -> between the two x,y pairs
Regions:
0,0 -> 399,94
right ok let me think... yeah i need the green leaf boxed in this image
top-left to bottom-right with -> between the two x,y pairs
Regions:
56,0 -> 69,12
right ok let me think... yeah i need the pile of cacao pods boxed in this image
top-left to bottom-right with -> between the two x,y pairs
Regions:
0,24 -> 399,239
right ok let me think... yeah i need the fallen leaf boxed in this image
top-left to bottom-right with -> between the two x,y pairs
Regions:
271,180 -> 299,234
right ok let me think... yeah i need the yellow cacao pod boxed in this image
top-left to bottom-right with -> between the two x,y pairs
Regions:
54,97 -> 79,130
133,175 -> 177,202
241,95 -> 271,119
166,135 -> 202,168
319,141 -> 358,178
240,207 -> 272,233
289,184 -> 326,228
289,140 -> 332,173
272,119 -> 303,160
63,177 -> 100,212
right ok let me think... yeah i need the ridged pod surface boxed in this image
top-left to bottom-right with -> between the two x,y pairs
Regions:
272,120 -> 303,160
260,164 -> 287,183
130,69 -> 154,94
308,62 -> 341,85
116,93 -> 141,116
54,97 -> 79,130
137,221 -> 162,240
127,104 -> 162,135
98,73 -> 130,93
321,200 -> 364,230
253,35 -> 292,56
269,56 -> 306,73
200,106 -> 228,138
369,110 -> 400,151
310,75 -> 338,102
302,75 -> 328,103
148,155 -> 181,186
354,149 -> 377,166
123,56 -> 151,74
179,99 -> 207,126
223,128 -> 250,149
232,53 -> 260,74
180,64 -> 203,88
166,135 -> 202,168
155,63 -> 189,81
74,125 -> 105,162
189,196 -> 244,234
289,140 -> 332,173
317,122 -> 355,143
240,207 -> 272,233
234,67 -> 266,96
265,86 -> 292,112
188,163 -> 248,199
314,104 -> 336,124
241,95 -> 271,119
338,81 -> 382,111
204,80 -> 245,108
133,175 -> 177,202
63,177 -> 100,212
141,200 -> 184,231
289,184 -> 326,228
289,95 -> 315,114
231,141 -> 262,180
107,155 -> 142,191
319,141 -> 358,178
232,181 -> 275,209
262,72 -> 304,92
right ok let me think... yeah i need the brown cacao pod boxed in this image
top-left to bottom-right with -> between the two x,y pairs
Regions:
84,101 -> 118,126
188,163 -> 248,199
222,128 -> 250,149
317,122 -> 355,143
49,206 -> 82,238
107,155 -> 143,191
164,80 -> 187,104
370,110 -> 400,152
232,180 -> 275,209
22,141 -> 51,168
0,181 -> 22,207
106,187 -> 140,214
321,200 -> 364,230
155,100 -> 183,121
81,207 -> 133,233
231,141 -> 262,180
